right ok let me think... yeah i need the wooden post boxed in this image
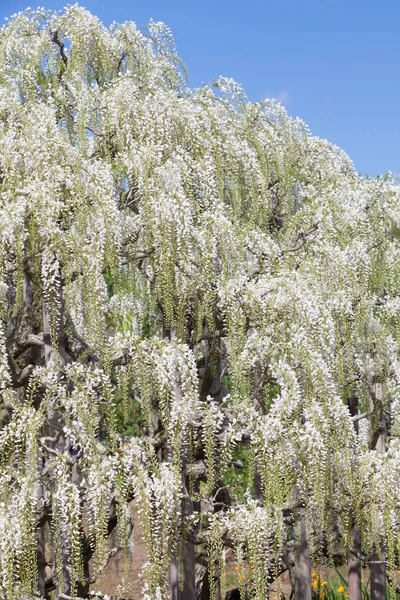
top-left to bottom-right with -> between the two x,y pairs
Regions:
294,512 -> 312,600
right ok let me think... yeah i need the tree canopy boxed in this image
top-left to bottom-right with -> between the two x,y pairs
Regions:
0,5 -> 400,600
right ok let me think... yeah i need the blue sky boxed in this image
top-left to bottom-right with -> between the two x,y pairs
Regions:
0,0 -> 399,177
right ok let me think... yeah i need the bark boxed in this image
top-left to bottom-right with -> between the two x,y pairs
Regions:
170,497 -> 196,600
37,522 -> 47,598
252,359 -> 266,502
348,395 -> 359,435
169,383 -> 197,600
169,557 -> 180,600
348,395 -> 362,600
294,512 -> 312,600
370,383 -> 387,600
181,508 -> 197,600
348,530 -> 362,600
15,263 -> 52,598
283,538 -> 297,595
170,541 -> 196,600
42,272 -> 72,598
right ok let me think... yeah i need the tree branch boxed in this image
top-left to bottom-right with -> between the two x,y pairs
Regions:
51,30 -> 68,68
286,223 -> 319,254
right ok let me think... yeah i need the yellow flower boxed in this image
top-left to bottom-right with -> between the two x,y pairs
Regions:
321,582 -> 328,587
345,593 -> 349,598
338,586 -> 345,593
321,593 -> 326,599
312,581 -> 318,589
312,572 -> 318,578
234,565 -> 240,572
239,574 -> 245,580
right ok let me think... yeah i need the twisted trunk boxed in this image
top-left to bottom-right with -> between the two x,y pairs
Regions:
42,270 -> 73,598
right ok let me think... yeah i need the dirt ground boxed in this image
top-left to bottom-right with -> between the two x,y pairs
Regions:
90,507 -> 372,600
90,503 -> 148,599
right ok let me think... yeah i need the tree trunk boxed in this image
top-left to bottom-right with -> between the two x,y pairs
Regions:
42,272 -> 71,598
169,500 -> 196,600
179,501 -> 196,600
348,395 -> 362,600
294,512 -> 312,600
370,384 -> 387,600
170,556 -> 181,600
169,383 -> 197,600
283,537 -> 296,596
37,523 -> 46,598
348,530 -> 362,600
170,546 -> 196,600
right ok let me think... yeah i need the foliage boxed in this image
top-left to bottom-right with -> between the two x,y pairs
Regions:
0,5 -> 399,600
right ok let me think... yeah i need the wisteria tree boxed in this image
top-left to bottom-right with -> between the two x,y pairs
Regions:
1,5 -> 400,600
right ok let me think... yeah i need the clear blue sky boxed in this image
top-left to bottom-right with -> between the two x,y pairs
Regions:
0,0 -> 399,177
